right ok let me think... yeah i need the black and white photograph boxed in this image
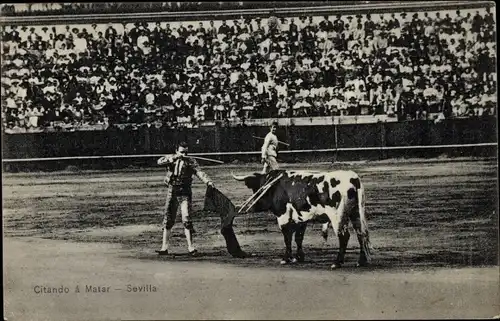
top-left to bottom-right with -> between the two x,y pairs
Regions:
1,1 -> 498,320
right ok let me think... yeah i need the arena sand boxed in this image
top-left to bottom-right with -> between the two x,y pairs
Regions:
3,158 -> 499,319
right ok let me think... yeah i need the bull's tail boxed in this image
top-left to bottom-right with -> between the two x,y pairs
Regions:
357,185 -> 373,261
321,222 -> 330,241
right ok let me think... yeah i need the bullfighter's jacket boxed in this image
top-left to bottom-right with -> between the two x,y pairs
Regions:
158,155 -> 211,195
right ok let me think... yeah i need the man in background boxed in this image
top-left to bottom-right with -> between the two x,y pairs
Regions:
261,120 -> 280,174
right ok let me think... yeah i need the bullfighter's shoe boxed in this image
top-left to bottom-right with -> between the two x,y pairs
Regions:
155,250 -> 169,256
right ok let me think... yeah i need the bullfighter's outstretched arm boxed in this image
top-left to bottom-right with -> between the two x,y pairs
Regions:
192,158 -> 213,186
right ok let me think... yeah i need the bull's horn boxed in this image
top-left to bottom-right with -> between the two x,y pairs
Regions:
231,172 -> 253,181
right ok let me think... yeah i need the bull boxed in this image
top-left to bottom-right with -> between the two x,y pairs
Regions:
232,169 -> 371,269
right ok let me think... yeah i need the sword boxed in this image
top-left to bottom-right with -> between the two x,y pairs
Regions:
189,156 -> 225,164
159,155 -> 224,164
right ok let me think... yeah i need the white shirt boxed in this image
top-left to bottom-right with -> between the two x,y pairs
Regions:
230,71 -> 240,84
423,87 -> 438,99
293,101 -> 312,109
73,38 -> 88,54
146,93 -> 155,105
257,82 -> 266,94
6,97 -> 17,109
106,83 -> 118,92
90,27 -> 101,39
258,38 -> 271,56
13,58 -> 24,68
54,40 -> 65,50
261,131 -> 278,158
16,87 -> 27,100
43,85 -> 56,94
172,90 -> 183,102
276,83 -> 288,97
186,34 -> 198,45
182,92 -> 191,102
57,48 -> 71,57
142,45 -> 151,55
137,35 -> 149,49
45,48 -> 56,59
344,90 -> 357,101
40,31 -> 51,42
89,76 -> 101,85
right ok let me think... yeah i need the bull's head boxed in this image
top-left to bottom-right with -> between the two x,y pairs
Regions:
231,172 -> 266,193
231,170 -> 284,212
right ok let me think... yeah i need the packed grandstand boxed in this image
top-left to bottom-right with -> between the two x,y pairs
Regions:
1,3 -> 496,132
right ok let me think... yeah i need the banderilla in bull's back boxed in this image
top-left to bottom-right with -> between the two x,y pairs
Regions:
252,136 -> 290,146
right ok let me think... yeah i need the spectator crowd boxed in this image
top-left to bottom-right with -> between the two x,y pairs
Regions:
1,7 -> 497,131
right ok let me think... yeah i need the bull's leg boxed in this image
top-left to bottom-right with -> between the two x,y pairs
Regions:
335,226 -> 350,267
277,205 -> 295,265
294,223 -> 307,262
324,201 -> 351,269
279,222 -> 294,265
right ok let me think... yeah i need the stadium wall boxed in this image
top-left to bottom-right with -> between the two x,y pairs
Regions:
2,117 -> 497,172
